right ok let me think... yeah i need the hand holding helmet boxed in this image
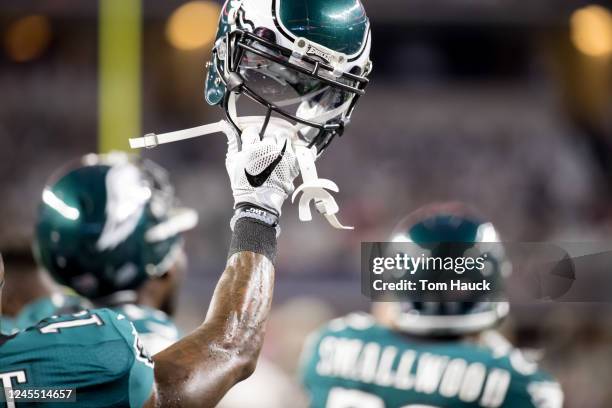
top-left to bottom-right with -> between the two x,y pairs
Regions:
129,0 -> 373,230
225,125 -> 299,217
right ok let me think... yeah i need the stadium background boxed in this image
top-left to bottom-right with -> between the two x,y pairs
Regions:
1,0 -> 612,406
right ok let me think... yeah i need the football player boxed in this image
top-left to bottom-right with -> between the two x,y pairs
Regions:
1,125 -> 299,407
0,261 -> 156,407
29,152 -> 196,354
300,202 -> 564,408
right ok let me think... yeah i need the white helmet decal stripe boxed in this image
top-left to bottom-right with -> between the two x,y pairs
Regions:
96,162 -> 150,251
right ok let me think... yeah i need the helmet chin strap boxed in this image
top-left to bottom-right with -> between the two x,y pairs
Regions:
128,121 -> 230,149
128,101 -> 353,230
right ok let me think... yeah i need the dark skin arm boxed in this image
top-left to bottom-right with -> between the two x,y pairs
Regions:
144,251 -> 274,408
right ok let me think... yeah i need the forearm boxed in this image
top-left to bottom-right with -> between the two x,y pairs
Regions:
149,219 -> 276,407
201,250 -> 275,379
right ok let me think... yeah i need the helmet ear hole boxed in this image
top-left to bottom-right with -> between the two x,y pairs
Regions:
253,27 -> 276,43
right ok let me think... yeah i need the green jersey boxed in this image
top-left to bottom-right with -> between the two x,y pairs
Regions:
0,309 -> 154,408
1,295 -> 178,356
111,304 -> 180,355
300,313 -> 563,408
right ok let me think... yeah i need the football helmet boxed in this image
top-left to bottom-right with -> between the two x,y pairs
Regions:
205,0 -> 372,154
129,0 -> 372,230
34,153 -> 198,300
385,202 -> 512,336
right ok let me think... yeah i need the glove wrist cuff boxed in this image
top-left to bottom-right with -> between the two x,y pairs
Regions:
230,205 -> 281,237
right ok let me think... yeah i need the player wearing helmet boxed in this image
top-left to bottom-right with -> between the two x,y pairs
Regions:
0,249 -> 153,408
1,120 -> 300,407
299,203 -> 564,408
30,152 -> 196,354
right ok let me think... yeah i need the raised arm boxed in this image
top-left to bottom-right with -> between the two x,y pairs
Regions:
145,129 -> 299,407
149,232 -> 275,406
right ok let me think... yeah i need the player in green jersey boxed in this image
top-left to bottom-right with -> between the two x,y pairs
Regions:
0,250 -> 155,407
32,152 -> 194,354
300,202 -> 564,408
1,122 -> 300,406
0,306 -> 155,408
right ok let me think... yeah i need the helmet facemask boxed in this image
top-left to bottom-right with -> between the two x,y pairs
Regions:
212,29 -> 370,154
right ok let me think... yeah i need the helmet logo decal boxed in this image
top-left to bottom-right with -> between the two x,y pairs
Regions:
97,163 -> 150,251
306,45 -> 333,64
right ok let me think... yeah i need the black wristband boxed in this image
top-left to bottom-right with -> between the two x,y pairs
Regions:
228,217 -> 278,263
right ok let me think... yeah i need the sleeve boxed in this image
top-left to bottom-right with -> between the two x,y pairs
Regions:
108,311 -> 155,408
134,318 -> 180,356
117,306 -> 181,355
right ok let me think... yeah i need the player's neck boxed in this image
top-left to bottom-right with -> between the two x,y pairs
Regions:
2,270 -> 56,317
136,280 -> 175,315
136,290 -> 171,315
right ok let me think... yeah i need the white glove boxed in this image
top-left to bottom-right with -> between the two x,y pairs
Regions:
225,125 -> 300,216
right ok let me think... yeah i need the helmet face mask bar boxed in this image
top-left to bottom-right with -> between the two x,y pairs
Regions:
212,28 -> 371,154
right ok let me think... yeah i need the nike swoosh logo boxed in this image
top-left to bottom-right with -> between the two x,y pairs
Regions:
245,140 -> 287,188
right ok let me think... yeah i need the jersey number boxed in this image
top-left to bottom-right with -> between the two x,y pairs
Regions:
326,388 -> 440,408
38,313 -> 103,334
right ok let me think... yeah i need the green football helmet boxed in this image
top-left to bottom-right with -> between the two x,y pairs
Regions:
205,0 -> 372,154
386,202 -> 512,336
34,153 -> 198,300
